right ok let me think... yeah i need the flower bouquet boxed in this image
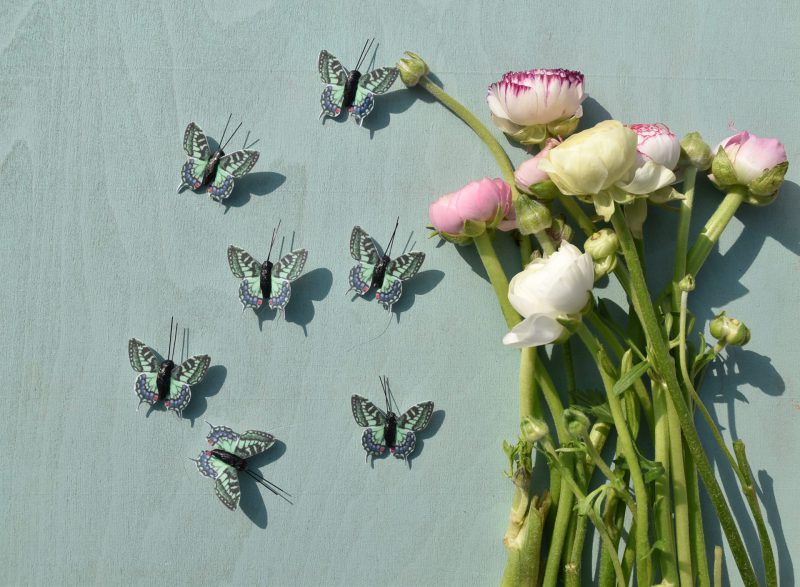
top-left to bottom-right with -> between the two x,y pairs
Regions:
398,53 -> 789,586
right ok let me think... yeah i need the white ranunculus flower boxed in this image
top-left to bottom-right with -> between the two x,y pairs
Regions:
537,120 -> 676,220
503,242 -> 594,348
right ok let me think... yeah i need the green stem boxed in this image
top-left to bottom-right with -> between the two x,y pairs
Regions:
685,186 -> 746,277
714,546 -> 723,587
519,347 -> 539,420
473,231 -> 520,329
611,208 -> 759,586
534,350 -> 567,443
563,340 -> 577,404
666,390 -> 693,586
582,439 -> 636,515
542,462 -> 575,587
652,382 -> 679,584
686,443 -> 711,587
734,441 -> 778,587
564,513 -> 588,587
671,166 -> 697,311
575,324 -> 652,587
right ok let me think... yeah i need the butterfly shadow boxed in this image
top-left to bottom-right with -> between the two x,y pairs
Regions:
283,268 -> 334,336
222,172 -> 287,212
238,440 -> 288,529
390,269 -> 445,322
181,365 -> 228,426
360,85 -> 435,137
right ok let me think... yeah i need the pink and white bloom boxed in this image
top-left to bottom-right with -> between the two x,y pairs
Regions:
630,123 -> 680,170
503,242 -> 594,348
429,178 -> 513,241
487,69 -> 585,145
712,131 -> 787,184
515,138 -> 559,194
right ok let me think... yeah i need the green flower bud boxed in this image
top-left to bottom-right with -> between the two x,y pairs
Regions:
547,115 -> 581,140
520,416 -> 549,443
563,408 -> 591,440
515,196 -> 552,235
584,229 -> 619,261
678,274 -> 695,292
397,52 -> 429,87
680,132 -> 713,170
528,179 -> 562,201
709,311 -> 751,346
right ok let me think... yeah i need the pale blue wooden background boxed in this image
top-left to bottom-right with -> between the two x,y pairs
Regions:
0,1 -> 797,585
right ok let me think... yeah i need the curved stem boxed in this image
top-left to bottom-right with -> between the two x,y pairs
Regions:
611,208 -> 759,586
575,324 -> 652,586
472,232 -> 520,329
542,469 -> 575,587
417,75 -> 558,255
685,186 -> 746,277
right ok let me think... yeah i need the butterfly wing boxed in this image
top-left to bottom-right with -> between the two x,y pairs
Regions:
207,425 -> 275,461
227,245 -> 261,279
391,401 -> 433,460
134,373 -> 159,407
239,277 -> 264,311
318,50 -> 348,121
349,226 -> 379,295
268,249 -> 308,312
352,395 -> 388,458
208,149 -> 260,202
349,67 -> 399,125
165,379 -> 191,416
375,252 -> 426,309
195,452 -> 240,510
128,338 -> 159,373
178,123 -> 210,192
173,354 -> 210,386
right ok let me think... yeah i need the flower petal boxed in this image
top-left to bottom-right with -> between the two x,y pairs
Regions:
502,313 -> 564,348
617,160 -> 676,194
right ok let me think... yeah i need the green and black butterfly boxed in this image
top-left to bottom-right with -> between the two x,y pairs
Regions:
351,377 -> 434,463
318,39 -> 399,126
349,220 -> 425,311
193,422 -> 291,511
128,319 -> 210,417
227,223 -> 308,315
177,114 -> 259,202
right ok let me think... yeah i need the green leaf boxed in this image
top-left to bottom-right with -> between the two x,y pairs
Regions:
612,359 -> 651,396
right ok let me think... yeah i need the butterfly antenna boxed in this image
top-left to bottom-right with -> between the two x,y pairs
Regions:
385,217 -> 400,257
354,38 -> 371,71
242,130 -> 260,150
204,420 -> 214,429
220,121 -> 243,152
180,328 -> 187,363
167,317 -> 174,361
171,322 -> 179,361
267,219 -> 282,261
218,113 -> 233,149
245,470 -> 293,504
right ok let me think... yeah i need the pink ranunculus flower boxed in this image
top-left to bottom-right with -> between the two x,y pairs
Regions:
630,123 -> 680,170
487,69 -> 586,146
709,131 -> 788,205
515,138 -> 560,195
429,178 -> 513,243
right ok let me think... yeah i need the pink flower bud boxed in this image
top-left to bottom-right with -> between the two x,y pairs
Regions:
714,131 -> 787,184
629,123 -> 680,170
515,139 -> 560,193
488,69 -> 585,127
429,178 -> 513,238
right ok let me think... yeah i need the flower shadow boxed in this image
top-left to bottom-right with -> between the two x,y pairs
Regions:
361,84 -> 436,137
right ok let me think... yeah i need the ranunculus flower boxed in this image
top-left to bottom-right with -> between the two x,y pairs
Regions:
502,242 -> 594,348
537,120 -> 675,220
429,178 -> 513,243
630,123 -> 680,170
487,69 -> 585,146
709,131 -> 788,205
515,138 -> 559,194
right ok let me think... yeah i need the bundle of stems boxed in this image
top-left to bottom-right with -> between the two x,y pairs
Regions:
401,54 -> 780,586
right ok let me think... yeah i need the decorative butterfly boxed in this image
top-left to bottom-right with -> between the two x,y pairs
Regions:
193,422 -> 291,511
227,223 -> 308,315
318,38 -> 399,126
177,114 -> 260,202
127,319 -> 210,417
351,377 -> 434,463
349,219 -> 425,311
